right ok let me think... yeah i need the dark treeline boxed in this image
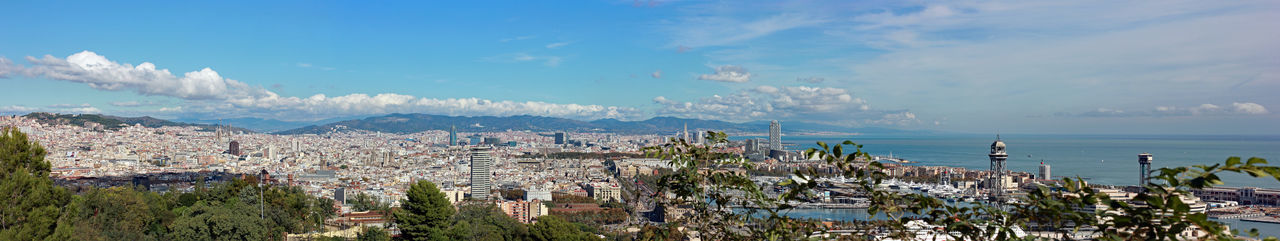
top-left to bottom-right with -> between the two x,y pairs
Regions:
1,128 -> 334,240
395,181 -> 604,241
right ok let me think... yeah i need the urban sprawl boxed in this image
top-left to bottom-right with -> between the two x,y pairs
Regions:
3,115 -> 1278,239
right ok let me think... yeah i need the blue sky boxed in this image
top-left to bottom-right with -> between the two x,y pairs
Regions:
1,0 -> 1277,134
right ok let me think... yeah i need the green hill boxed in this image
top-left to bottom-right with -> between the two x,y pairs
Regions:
21,112 -> 254,133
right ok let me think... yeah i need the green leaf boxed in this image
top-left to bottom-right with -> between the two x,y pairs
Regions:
1226,157 -> 1242,167
1247,157 -> 1268,165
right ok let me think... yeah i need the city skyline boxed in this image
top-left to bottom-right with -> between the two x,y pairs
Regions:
2,1 -> 1278,134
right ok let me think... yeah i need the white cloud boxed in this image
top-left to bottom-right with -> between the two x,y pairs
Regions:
110,101 -> 144,107
665,13 -> 827,48
11,51 -> 637,121
0,57 -> 18,78
796,76 -> 824,83
545,42 -> 570,49
652,85 -> 914,126
217,93 -> 644,121
20,51 -> 268,100
110,100 -> 164,107
495,53 -> 563,67
853,4 -> 958,30
0,104 -> 100,115
47,103 -> 91,108
63,107 -> 101,114
651,70 -> 662,79
655,1 -> 1279,130
697,65 -> 751,82
296,63 -> 312,68
0,105 -> 38,113
1233,102 -> 1269,114
1071,102 -> 1270,117
841,1 -> 1280,117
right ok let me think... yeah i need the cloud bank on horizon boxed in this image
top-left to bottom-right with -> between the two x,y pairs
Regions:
1,51 -> 911,125
2,51 -> 644,121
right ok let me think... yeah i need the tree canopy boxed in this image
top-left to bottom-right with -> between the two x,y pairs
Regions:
395,180 -> 456,241
0,127 -> 70,240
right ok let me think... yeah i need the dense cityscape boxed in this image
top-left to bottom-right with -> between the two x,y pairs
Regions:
3,1 -> 1278,240
2,113 -> 1278,240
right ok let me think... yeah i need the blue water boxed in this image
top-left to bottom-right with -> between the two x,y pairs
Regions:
731,133 -> 1280,238
737,134 -> 1280,188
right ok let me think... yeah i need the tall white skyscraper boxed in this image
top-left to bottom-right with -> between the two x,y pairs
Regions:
1038,161 -> 1051,180
768,120 -> 781,151
470,146 -> 493,200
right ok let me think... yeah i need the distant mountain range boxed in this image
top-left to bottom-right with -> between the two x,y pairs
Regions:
273,113 -> 931,135
174,116 -> 367,133
21,112 -> 254,133
13,112 -> 929,135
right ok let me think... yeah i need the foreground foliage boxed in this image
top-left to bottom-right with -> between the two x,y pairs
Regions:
645,131 -> 1280,240
1,127 -> 336,241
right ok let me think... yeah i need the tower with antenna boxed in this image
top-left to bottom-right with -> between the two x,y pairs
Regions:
1138,153 -> 1153,188
988,135 -> 1008,200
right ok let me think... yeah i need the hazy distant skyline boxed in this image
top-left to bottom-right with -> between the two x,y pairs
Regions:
1,1 -> 1277,134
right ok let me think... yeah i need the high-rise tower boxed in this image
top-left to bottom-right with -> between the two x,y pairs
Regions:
449,125 -> 458,146
470,146 -> 493,200
1138,153 -> 1153,187
1038,161 -> 1051,180
768,120 -> 781,151
229,140 -> 241,156
683,123 -> 689,142
554,132 -> 567,145
988,136 -> 1008,199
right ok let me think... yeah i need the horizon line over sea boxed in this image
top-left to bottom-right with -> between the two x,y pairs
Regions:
733,133 -> 1280,189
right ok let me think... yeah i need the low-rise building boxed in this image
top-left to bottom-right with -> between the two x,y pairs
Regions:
1192,187 -> 1280,206
442,189 -> 467,205
497,200 -> 549,223
585,182 -> 622,202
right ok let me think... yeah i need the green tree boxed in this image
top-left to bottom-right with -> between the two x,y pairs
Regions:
453,203 -> 528,241
394,180 -> 455,241
529,215 -> 600,241
51,187 -> 174,241
351,192 -> 391,213
446,220 -> 472,241
357,226 -> 392,241
636,223 -> 684,241
166,201 -> 269,241
0,127 -> 71,241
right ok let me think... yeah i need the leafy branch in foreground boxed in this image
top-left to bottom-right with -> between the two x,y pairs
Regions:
643,131 -> 821,240
644,131 -> 1280,241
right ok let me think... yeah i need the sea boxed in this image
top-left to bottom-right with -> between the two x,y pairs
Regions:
732,133 -> 1280,237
